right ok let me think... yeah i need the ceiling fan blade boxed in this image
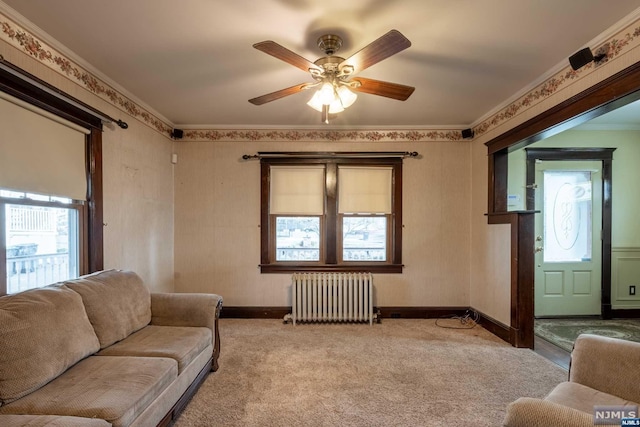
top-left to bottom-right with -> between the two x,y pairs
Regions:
248,83 -> 311,105
253,41 -> 321,74
340,30 -> 411,74
350,77 -> 415,101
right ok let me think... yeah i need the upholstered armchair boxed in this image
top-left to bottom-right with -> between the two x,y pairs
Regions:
503,334 -> 640,427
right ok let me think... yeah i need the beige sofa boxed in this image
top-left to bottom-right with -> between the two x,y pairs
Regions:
0,269 -> 223,427
503,334 -> 640,427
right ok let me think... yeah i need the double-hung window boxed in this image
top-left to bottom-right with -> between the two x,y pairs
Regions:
0,90 -> 91,295
261,155 -> 403,273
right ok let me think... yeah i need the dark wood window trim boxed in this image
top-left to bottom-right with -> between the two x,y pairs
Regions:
260,156 -> 403,274
484,60 -> 640,348
0,63 -> 104,280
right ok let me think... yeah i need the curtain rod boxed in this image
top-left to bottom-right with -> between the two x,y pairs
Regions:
0,55 -> 128,129
242,151 -> 419,160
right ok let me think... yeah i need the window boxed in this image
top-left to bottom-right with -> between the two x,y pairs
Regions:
0,80 -> 102,295
1,190 -> 85,294
260,156 -> 403,273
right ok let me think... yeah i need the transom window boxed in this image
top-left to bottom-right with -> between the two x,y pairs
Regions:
260,156 -> 403,273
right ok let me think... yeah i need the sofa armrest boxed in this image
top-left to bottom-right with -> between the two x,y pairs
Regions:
150,293 -> 223,371
570,334 -> 640,403
503,397 -> 595,427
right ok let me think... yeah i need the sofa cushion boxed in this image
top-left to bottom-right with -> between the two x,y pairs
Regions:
64,270 -> 151,349
0,356 -> 177,427
546,381 -> 638,414
0,285 -> 100,404
0,414 -> 111,427
97,325 -> 211,374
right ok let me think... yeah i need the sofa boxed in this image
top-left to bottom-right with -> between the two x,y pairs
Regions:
0,269 -> 223,427
503,333 -> 640,427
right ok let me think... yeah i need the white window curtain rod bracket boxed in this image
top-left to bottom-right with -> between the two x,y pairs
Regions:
0,55 -> 128,130
242,151 -> 419,160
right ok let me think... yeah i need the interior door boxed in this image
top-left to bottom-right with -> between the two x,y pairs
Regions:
534,160 -> 602,317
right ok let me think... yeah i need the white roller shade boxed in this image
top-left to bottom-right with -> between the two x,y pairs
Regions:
339,166 -> 392,213
0,92 -> 88,200
270,166 -> 325,215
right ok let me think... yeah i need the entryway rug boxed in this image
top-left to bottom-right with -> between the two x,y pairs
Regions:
535,318 -> 640,352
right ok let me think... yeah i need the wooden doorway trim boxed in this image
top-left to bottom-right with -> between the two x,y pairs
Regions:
484,61 -> 640,348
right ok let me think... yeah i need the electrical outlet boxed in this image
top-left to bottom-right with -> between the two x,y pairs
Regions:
630,285 -> 636,296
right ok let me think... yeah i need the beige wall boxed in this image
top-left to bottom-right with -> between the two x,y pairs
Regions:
173,140 -> 471,307
0,40 -> 176,292
469,140 -> 512,325
101,120 -> 175,292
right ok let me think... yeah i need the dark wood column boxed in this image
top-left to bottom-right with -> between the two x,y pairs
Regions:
488,212 -> 535,348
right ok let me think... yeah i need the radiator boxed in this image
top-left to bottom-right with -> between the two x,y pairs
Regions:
288,272 -> 375,325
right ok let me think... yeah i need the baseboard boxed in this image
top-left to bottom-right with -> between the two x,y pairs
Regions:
220,306 -> 290,319
377,306 -> 469,319
611,308 -> 640,318
472,308 -> 513,345
222,306 -> 469,319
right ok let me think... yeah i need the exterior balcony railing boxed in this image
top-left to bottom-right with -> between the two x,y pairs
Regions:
7,253 -> 72,294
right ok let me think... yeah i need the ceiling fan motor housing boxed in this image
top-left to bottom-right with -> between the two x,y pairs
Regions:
317,34 -> 342,55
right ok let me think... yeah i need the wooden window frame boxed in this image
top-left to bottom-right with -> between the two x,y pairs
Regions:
0,63 -> 104,295
260,156 -> 403,273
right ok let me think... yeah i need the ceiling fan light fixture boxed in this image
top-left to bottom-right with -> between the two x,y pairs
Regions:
307,82 -> 357,114
337,86 -> 357,109
318,82 -> 335,105
306,91 -> 324,112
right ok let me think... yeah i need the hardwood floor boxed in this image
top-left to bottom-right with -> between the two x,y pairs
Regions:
534,335 -> 570,371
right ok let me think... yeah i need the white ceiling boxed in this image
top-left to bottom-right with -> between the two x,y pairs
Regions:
2,0 -> 640,129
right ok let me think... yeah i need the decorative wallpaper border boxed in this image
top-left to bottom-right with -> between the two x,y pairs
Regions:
1,10 -> 640,143
183,129 -> 463,142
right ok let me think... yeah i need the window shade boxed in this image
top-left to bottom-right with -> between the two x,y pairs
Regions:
338,166 -> 392,213
270,166 -> 325,215
0,92 -> 88,200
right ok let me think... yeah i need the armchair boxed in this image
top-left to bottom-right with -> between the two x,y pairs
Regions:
503,334 -> 640,427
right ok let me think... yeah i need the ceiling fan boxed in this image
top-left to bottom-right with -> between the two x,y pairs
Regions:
248,30 -> 415,123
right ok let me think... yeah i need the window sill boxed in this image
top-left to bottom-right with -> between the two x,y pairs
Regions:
260,264 -> 403,274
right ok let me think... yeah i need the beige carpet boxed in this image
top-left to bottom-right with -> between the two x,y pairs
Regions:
175,319 -> 567,427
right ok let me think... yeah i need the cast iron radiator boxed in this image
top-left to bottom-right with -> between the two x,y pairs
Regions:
287,272 -> 375,325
